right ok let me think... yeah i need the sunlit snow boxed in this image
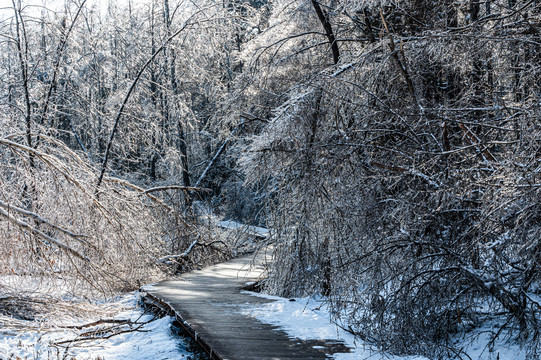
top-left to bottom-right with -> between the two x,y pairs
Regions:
242,292 -> 527,360
0,293 -> 192,360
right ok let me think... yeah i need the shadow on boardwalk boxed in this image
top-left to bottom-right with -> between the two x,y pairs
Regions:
141,250 -> 352,360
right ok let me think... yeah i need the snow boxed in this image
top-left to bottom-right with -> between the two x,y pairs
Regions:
242,292 -> 527,360
241,292 -> 427,360
1,285 -> 530,360
458,329 -> 527,360
0,293 -> 193,360
218,220 -> 269,238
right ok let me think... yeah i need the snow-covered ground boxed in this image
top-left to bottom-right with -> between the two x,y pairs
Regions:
1,289 -> 529,359
0,293 -> 194,360
242,292 -> 528,360
218,220 -> 269,238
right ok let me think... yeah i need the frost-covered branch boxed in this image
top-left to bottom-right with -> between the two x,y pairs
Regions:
0,207 -> 89,262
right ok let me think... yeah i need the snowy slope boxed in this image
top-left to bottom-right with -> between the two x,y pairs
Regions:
242,292 -> 528,360
0,293 -> 193,360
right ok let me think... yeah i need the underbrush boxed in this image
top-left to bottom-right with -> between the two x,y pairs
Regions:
0,292 -> 195,360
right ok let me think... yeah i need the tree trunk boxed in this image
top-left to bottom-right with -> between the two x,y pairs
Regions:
311,1 -> 339,64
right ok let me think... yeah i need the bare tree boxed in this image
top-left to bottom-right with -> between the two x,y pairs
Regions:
0,0 -> 249,297
241,0 -> 541,357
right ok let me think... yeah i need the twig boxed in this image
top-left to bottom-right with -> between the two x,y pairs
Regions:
62,319 -> 133,330
54,323 -> 149,345
0,207 -> 90,262
157,236 -> 201,263
195,126 -> 239,188
143,185 -> 211,194
0,199 -> 90,246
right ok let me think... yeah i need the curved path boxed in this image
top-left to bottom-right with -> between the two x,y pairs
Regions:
141,250 -> 351,360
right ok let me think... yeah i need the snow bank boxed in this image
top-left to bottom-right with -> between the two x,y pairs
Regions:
242,292 -> 527,360
0,293 -> 192,360
218,220 -> 269,237
240,292 -> 426,360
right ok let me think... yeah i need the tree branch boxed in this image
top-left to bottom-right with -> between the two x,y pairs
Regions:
311,0 -> 340,64
0,200 -> 90,246
0,207 -> 89,262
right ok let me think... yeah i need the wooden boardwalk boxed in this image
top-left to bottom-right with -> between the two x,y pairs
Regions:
141,250 -> 351,360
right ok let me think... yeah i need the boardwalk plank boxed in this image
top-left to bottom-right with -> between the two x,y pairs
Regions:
142,251 -> 351,360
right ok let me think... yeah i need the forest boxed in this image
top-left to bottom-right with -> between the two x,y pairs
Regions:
0,0 -> 540,358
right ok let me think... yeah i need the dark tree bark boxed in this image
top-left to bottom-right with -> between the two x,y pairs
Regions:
311,0 -> 339,64
95,19 -> 194,192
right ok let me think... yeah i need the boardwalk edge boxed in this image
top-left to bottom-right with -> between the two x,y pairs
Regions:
140,290 -> 224,360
